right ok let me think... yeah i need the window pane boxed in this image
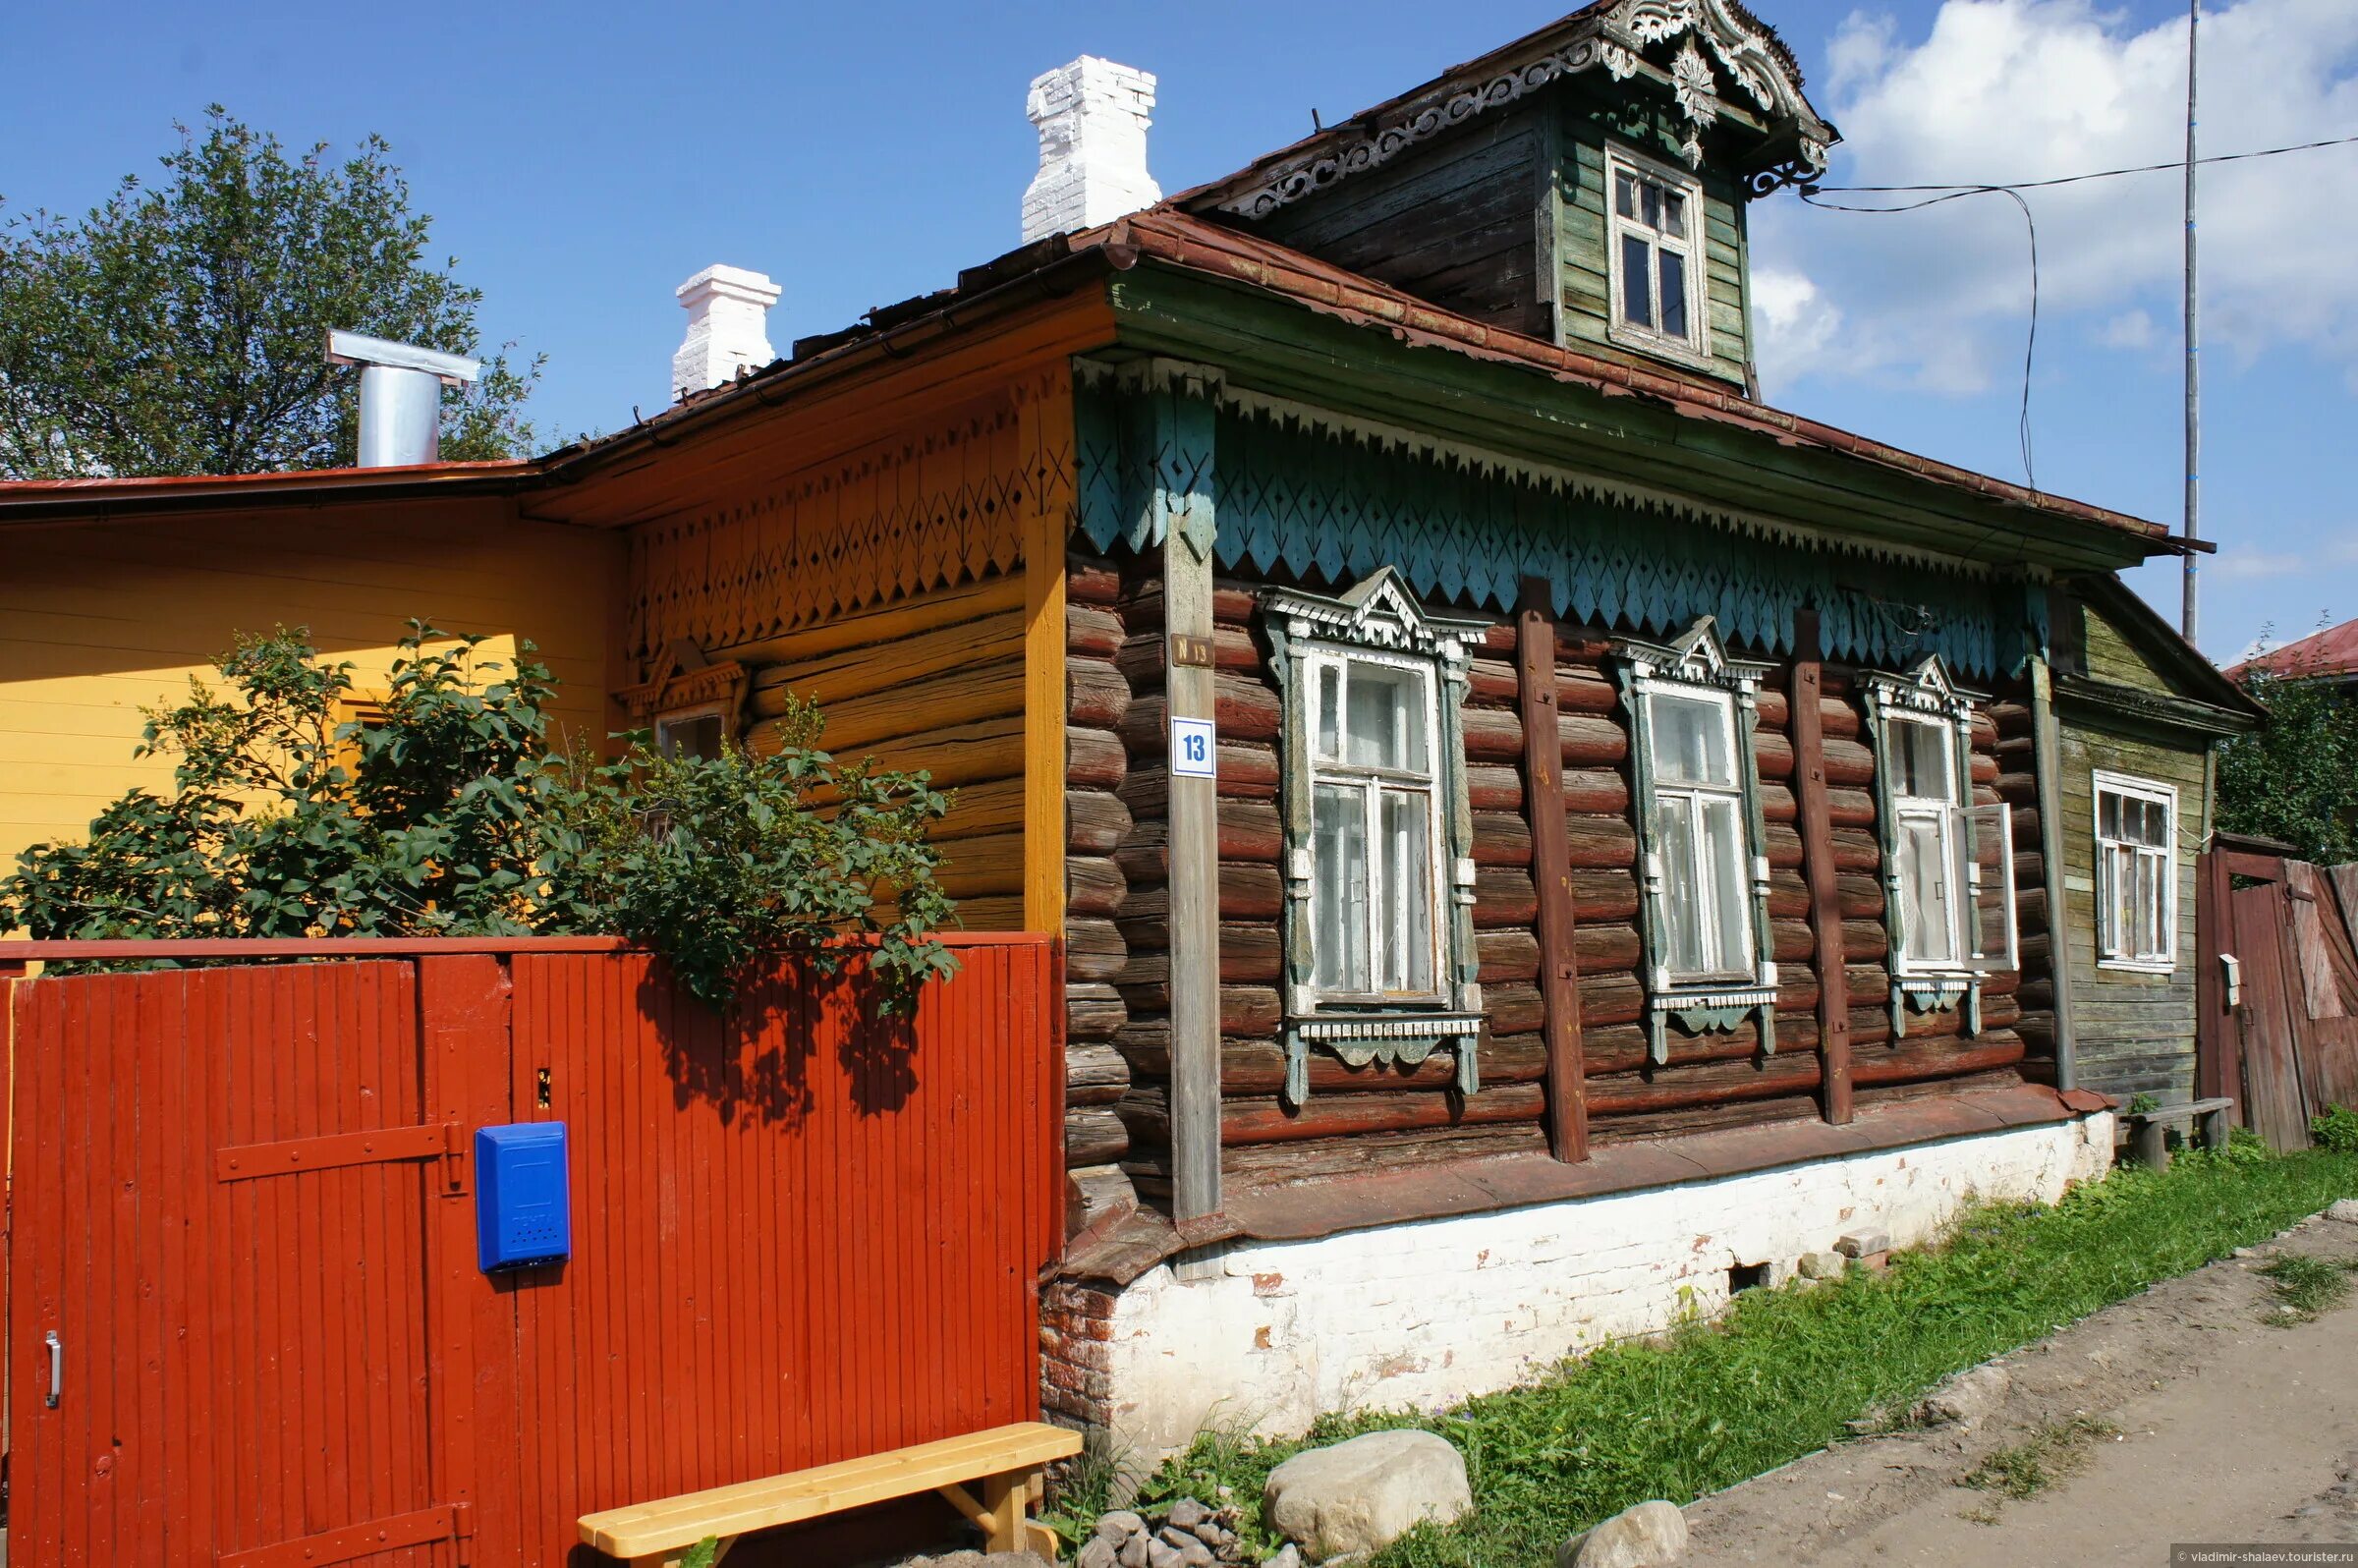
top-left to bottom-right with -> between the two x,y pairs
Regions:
1343,660 -> 1428,774
1615,171 -> 1637,219
1897,813 -> 1955,964
1621,235 -> 1654,329
1650,692 -> 1733,786
2099,789 -> 2121,840
1315,662 -> 1343,762
1660,188 -> 1687,238
1642,182 -> 1660,229
1312,784 -> 1369,991
1658,250 -> 1688,341
1891,719 -> 1953,802
1378,789 -> 1434,994
657,714 -> 724,759
2141,797 -> 2172,848
1702,796 -> 1752,975
1656,795 -> 1706,977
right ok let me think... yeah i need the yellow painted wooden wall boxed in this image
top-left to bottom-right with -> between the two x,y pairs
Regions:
0,497 -> 622,871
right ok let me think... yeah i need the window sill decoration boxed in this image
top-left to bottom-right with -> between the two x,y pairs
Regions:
1262,567 -> 1489,1109
1615,616 -> 1779,1065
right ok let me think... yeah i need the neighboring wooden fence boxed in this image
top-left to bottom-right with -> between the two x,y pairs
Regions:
2198,838 -> 2358,1149
3,934 -> 1062,1566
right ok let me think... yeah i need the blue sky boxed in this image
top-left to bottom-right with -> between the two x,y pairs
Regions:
7,0 -> 2354,662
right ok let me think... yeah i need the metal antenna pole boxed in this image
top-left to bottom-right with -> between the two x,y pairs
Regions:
2182,0 -> 2202,643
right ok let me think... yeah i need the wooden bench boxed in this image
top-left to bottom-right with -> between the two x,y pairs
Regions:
578,1421 -> 1082,1566
2121,1096 -> 2234,1170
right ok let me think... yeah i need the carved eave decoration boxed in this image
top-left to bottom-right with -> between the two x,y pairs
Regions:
1208,0 -> 1838,217
616,638 -> 750,727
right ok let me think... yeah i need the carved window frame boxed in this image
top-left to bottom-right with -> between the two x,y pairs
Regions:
1862,655 -> 2015,1038
1614,617 -> 1778,1065
1602,141 -> 1714,371
1263,568 -> 1488,1107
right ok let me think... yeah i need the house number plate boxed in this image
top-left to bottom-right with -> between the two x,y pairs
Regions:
1171,716 -> 1217,779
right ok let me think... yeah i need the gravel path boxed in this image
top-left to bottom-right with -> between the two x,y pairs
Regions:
1685,1209 -> 2358,1565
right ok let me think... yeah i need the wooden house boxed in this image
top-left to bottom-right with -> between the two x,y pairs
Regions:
0,0 -> 2224,1463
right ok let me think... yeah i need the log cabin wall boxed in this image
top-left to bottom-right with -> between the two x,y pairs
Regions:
1068,371 -> 2056,1209
621,367 -> 1078,931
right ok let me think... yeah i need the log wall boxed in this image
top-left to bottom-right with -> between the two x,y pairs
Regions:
1062,548 -> 2048,1197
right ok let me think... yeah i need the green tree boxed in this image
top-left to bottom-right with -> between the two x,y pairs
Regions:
2216,634 -> 2358,864
0,107 -> 539,477
0,626 -> 959,1011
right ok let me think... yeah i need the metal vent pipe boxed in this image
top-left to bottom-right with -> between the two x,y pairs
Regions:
325,330 -> 482,468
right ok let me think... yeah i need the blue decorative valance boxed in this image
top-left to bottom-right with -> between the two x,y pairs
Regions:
1074,375 -> 2047,679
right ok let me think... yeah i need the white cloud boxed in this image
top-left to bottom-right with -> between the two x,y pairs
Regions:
2215,546 -> 2308,579
2099,308 -> 2157,349
1749,265 -> 1845,378
1753,0 -> 2358,394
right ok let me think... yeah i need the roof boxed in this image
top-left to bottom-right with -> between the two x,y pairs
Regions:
2225,617 -> 2358,683
0,458 -> 534,524
2063,573 -> 2264,729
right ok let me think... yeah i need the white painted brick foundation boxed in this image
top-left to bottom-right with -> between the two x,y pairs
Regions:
1045,1115 -> 2112,1462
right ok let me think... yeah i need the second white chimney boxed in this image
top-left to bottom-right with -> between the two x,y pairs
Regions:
1022,57 -> 1161,244
672,264 -> 781,401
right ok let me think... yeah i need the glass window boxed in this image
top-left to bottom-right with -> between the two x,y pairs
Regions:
655,709 -> 726,759
1882,716 -> 1970,971
1305,650 -> 1446,1002
1643,685 -> 1755,983
1606,149 -> 1706,355
2096,774 -> 2177,970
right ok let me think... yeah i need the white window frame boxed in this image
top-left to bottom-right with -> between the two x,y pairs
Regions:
1884,713 -> 1971,978
1603,142 -> 1712,367
1300,643 -> 1451,1008
654,701 -> 731,760
2094,770 -> 2179,974
1641,684 -> 1757,985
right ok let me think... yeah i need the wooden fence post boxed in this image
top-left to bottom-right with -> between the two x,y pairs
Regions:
1790,609 -> 1853,1124
1517,579 -> 1587,1161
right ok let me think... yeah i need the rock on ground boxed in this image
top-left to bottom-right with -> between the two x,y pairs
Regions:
1914,1361 -> 2011,1428
899,1553 -> 1053,1568
1263,1429 -> 1472,1562
2327,1198 -> 2358,1225
1557,1499 -> 1689,1568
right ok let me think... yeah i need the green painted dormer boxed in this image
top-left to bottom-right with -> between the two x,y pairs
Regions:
1176,0 -> 1837,393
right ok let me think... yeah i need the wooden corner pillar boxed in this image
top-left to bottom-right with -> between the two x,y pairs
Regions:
1153,367 -> 1222,1235
1517,579 -> 1588,1161
2028,641 -> 2079,1092
1019,364 -> 1075,935
1790,609 -> 1853,1125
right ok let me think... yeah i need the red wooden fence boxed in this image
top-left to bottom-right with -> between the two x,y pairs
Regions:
4,935 -> 1063,1566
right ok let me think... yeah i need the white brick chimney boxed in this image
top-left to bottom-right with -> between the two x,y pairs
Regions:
1022,57 -> 1161,244
671,264 -> 780,400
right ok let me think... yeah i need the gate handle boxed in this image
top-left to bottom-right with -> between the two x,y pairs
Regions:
44,1329 -> 60,1408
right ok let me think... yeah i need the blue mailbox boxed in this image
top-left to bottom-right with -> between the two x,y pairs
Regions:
475,1122 -> 571,1272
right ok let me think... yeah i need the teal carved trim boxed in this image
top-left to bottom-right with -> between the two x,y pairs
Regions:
1615,617 -> 1780,1064
1282,1016 -> 1486,1104
1203,399 -> 2045,678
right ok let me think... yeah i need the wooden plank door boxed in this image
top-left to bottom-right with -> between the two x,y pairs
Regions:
10,963 -> 468,1566
2229,882 -> 2314,1150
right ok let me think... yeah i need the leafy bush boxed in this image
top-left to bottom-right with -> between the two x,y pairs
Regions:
2217,628 -> 2358,864
0,624 -> 957,1010
2314,1103 -> 2358,1155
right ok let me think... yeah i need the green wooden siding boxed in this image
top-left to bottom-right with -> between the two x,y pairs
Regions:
1553,93 -> 1751,386
2080,601 -> 2176,694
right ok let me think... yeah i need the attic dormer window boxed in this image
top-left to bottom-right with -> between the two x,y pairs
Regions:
1606,145 -> 1708,364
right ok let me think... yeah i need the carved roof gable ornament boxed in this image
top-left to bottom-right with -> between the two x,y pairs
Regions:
1613,614 -> 1772,693
1862,652 -> 1988,718
1204,0 -> 1836,217
1262,565 -> 1488,665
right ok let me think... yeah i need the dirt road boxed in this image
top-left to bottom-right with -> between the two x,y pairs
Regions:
1686,1210 -> 2358,1565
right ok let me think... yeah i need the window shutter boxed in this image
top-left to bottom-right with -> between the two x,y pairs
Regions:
1966,801 -> 2016,972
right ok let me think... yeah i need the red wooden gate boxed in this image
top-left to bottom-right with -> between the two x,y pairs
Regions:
5,935 -> 1060,1566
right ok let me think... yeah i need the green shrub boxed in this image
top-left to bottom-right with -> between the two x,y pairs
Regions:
0,624 -> 957,1010
2313,1103 -> 2358,1155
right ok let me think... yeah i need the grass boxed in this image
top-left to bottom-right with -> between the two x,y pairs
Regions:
1958,1416 -> 2120,1503
2260,1254 -> 2358,1325
1122,1141 -> 2358,1567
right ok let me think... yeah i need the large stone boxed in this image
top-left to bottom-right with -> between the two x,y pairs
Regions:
1264,1429 -> 1471,1562
1166,1497 -> 1208,1530
1917,1363 -> 2010,1429
2326,1199 -> 2358,1225
1076,1539 -> 1119,1568
1555,1500 -> 1688,1568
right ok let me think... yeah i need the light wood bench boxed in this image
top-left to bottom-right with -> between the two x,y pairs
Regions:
578,1421 -> 1083,1565
2121,1096 -> 2234,1170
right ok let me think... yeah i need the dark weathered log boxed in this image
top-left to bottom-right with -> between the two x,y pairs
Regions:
1467,762 -> 1524,812
1069,856 -> 1128,920
1065,981 -> 1127,1042
1120,1082 -> 1547,1148
1221,1121 -> 1547,1185
1472,811 -> 1533,866
1129,1034 -> 1552,1095
1068,727 -> 1125,791
1768,868 -> 1809,919
1473,867 -> 1539,927
1066,1105 -> 1129,1165
1587,1050 -> 1825,1114
1068,657 -> 1130,730
1849,1033 -> 2026,1087
1575,972 -> 1647,1028
1773,917 -> 1815,965
1581,1012 -> 1822,1074
1565,812 -> 1638,869
1068,552 -> 1124,606
1485,982 -> 1545,1036
1576,921 -> 1645,973
1067,1042 -> 1133,1107
1559,711 -> 1628,767
1066,918 -> 1126,983
1842,919 -> 1887,961
1480,927 -> 1543,983
1067,790 -> 1132,856
1571,868 -> 1642,922
1107,805 -> 1281,878
1064,1163 -> 1137,1243
1591,1093 -> 1821,1145
1462,705 -> 1524,762
1555,668 -> 1619,714
1830,827 -> 1880,871
1067,604 -> 1125,660
1466,655 -> 1520,705
1561,767 -> 1628,815
1838,871 -> 1884,920
1116,678 -> 1280,755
